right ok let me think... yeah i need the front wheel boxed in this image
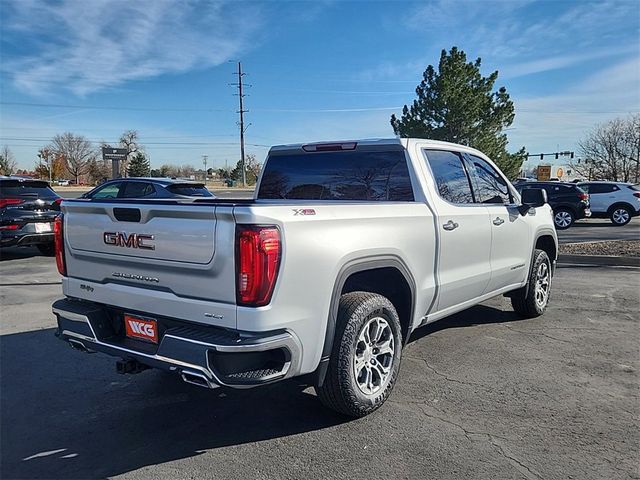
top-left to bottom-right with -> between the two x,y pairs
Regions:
553,209 -> 574,230
315,292 -> 402,417
610,206 -> 631,226
511,249 -> 552,318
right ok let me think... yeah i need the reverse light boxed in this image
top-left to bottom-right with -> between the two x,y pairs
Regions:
0,198 -> 24,209
236,225 -> 281,307
54,215 -> 66,276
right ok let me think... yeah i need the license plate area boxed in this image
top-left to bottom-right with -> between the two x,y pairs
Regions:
34,222 -> 52,233
124,314 -> 158,344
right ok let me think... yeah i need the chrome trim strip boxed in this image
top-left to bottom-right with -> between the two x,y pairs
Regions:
61,330 -> 96,342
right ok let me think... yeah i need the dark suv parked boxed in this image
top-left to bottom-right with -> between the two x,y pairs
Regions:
516,181 -> 590,229
0,177 -> 61,254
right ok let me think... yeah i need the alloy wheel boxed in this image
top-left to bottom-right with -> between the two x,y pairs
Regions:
353,317 -> 395,396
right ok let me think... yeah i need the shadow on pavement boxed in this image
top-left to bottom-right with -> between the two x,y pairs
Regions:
0,328 -> 346,479
0,246 -> 48,262
409,304 -> 525,343
1,304 -> 524,479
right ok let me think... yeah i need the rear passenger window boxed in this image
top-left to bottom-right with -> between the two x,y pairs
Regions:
587,184 -> 617,194
122,182 -> 155,198
423,150 -> 474,204
466,154 -> 512,204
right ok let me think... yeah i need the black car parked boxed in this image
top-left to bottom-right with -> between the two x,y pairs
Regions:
81,178 -> 215,200
0,177 -> 61,255
516,181 -> 590,229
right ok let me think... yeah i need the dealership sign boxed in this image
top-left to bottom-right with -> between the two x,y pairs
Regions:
102,147 -> 128,179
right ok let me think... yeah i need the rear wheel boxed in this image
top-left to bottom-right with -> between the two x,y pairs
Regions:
610,205 -> 631,226
36,243 -> 55,256
315,292 -> 402,417
553,209 -> 574,230
511,249 -> 552,318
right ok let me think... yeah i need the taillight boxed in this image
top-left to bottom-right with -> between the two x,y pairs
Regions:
236,225 -> 281,307
54,215 -> 66,276
634,192 -> 640,198
578,193 -> 589,201
0,224 -> 20,230
0,198 -> 24,209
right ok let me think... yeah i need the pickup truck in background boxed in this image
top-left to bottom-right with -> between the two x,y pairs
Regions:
52,138 -> 557,417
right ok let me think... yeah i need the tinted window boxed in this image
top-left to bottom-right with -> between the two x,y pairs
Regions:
258,150 -> 414,201
91,183 -> 122,199
122,182 -> 155,198
165,184 -> 213,197
423,150 -> 474,204
0,180 -> 58,199
466,154 -> 512,204
584,183 -> 617,194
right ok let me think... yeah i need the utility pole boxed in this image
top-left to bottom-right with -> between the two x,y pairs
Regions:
202,154 -> 208,183
231,61 -> 249,187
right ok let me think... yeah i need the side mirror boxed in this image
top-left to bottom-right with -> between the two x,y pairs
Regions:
518,188 -> 547,215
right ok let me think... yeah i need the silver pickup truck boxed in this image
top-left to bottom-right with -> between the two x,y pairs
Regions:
53,138 -> 557,417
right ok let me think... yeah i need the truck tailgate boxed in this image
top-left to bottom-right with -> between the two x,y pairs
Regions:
62,201 -> 237,323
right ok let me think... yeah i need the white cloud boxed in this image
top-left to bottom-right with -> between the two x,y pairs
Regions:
509,57 -> 640,152
360,0 -> 639,82
2,0 -> 262,96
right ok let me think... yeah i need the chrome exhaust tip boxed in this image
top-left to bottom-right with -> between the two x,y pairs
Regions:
180,370 -> 216,389
68,338 -> 88,353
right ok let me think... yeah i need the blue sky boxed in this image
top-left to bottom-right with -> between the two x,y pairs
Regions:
1,0 -> 639,171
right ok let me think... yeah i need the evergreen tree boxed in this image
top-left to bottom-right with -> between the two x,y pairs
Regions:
127,152 -> 150,177
391,47 -> 526,179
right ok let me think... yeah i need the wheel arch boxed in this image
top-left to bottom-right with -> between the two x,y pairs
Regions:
315,255 -> 416,387
607,202 -> 634,215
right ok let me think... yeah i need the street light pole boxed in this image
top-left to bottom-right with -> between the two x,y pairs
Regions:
202,155 -> 208,183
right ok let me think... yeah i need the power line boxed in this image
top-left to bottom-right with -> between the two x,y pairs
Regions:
0,101 -> 230,112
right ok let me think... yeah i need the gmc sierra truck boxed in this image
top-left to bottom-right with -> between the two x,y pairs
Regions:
52,139 -> 557,417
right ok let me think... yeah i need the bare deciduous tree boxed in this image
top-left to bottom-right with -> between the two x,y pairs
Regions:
0,146 -> 17,175
572,114 -> 640,182
119,130 -> 140,177
52,133 -> 95,184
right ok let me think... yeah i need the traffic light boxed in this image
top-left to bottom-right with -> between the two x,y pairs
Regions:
555,153 -> 559,159
570,152 -> 574,159
540,154 -> 544,160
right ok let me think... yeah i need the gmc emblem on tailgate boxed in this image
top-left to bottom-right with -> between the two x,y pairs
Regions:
103,232 -> 155,250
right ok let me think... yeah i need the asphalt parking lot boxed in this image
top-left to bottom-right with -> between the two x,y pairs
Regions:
558,218 -> 640,244
1,246 -> 638,479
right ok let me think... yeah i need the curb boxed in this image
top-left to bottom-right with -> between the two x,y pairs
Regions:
557,254 -> 640,267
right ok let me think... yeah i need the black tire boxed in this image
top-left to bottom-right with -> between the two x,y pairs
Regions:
553,208 -> 574,230
315,291 -> 402,417
511,249 -> 552,318
36,243 -> 55,256
609,205 -> 632,226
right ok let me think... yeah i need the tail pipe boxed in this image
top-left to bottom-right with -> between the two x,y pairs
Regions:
180,370 -> 216,389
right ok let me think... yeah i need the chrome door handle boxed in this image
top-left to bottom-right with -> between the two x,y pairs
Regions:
442,220 -> 459,231
493,217 -> 505,226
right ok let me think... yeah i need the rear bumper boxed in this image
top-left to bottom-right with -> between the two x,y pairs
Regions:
53,298 -> 302,389
0,232 -> 54,247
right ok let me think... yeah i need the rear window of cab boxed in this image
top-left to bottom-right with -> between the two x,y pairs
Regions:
258,150 -> 414,201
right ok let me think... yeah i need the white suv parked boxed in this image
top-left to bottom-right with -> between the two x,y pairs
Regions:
578,181 -> 640,226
